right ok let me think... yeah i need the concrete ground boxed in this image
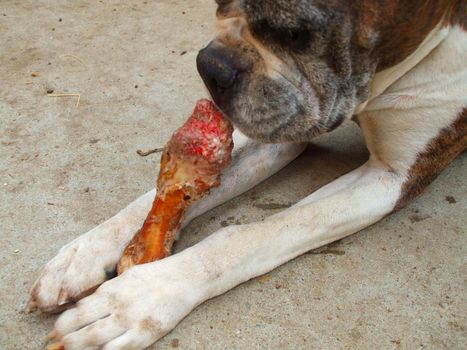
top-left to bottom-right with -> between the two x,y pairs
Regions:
0,1 -> 465,349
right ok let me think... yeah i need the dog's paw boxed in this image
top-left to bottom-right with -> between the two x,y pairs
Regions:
48,258 -> 202,350
28,223 -> 133,313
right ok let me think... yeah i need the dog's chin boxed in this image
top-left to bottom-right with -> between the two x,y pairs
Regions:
206,72 -> 348,144
213,99 -> 309,143
209,96 -> 326,144
208,84 -> 302,143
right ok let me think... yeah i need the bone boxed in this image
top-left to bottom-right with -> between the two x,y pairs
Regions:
46,342 -> 64,350
117,100 -> 234,274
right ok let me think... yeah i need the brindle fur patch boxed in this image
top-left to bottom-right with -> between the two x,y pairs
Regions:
448,0 -> 467,30
360,0 -> 453,71
395,108 -> 467,210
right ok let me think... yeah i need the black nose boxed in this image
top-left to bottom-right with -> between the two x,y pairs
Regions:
197,43 -> 249,104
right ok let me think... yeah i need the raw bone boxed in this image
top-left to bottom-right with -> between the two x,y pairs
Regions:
117,100 -> 233,274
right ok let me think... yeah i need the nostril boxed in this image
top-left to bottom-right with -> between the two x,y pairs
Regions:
197,46 -> 240,94
210,78 -> 223,92
214,66 -> 237,89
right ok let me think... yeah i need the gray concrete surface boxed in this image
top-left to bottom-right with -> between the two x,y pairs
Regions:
1,1 -> 466,349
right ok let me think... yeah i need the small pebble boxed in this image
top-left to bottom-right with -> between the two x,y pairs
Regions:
47,88 -> 54,94
257,274 -> 271,283
31,72 -> 39,77
14,249 -> 19,253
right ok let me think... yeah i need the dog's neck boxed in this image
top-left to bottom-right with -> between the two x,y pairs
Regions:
351,0 -> 455,71
355,20 -> 450,114
354,0 -> 463,112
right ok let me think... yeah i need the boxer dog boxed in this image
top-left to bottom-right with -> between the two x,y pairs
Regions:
29,1 -> 466,349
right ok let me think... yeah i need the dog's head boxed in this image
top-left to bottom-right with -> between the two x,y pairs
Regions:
197,0 -> 373,143
196,0 -> 448,143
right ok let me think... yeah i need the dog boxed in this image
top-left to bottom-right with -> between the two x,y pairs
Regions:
28,1 -> 466,349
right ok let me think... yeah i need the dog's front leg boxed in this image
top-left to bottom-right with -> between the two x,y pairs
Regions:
29,130 -> 305,313
49,160 -> 404,349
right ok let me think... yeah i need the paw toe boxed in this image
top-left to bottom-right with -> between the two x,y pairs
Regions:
102,328 -> 154,350
55,295 -> 110,336
61,314 -> 126,350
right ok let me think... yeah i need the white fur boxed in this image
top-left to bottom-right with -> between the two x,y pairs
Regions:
28,130 -> 305,312
354,21 -> 449,114
369,21 -> 450,100
360,25 -> 467,177
31,25 -> 466,349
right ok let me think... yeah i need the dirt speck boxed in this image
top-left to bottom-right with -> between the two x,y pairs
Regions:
307,249 -> 345,256
445,195 -> 456,204
221,216 -> 242,227
409,214 -> 430,223
254,202 -> 292,210
350,328 -> 362,342
257,274 -> 271,284
139,317 -> 162,333
171,338 -> 179,348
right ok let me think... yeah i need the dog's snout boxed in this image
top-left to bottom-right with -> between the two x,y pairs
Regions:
197,43 -> 250,104
197,47 -> 237,90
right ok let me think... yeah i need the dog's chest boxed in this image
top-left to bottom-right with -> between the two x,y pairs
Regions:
357,24 -> 467,177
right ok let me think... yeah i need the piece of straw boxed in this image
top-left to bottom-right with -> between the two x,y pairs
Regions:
60,54 -> 87,67
136,147 -> 164,157
48,93 -> 81,108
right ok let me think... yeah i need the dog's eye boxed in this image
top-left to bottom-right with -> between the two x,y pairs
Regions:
252,20 -> 312,53
270,27 -> 311,52
287,28 -> 311,50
